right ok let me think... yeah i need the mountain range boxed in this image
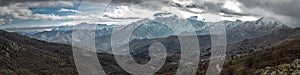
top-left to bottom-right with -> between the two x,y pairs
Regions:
20,15 -> 290,51
0,24 -> 300,74
2,12 -> 300,74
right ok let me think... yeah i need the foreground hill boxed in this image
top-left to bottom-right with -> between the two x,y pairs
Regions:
0,30 -> 77,74
221,29 -> 300,75
0,30 -> 73,56
0,30 -> 132,75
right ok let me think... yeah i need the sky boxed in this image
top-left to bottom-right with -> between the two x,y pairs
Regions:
0,0 -> 299,32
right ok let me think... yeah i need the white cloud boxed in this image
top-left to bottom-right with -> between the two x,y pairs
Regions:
0,0 -> 263,27
170,0 -> 194,6
99,0 -> 261,25
5,20 -> 92,29
102,4 -> 161,25
0,1 -> 77,20
0,1 -> 117,23
103,6 -> 131,19
222,1 -> 242,13
58,8 -> 79,13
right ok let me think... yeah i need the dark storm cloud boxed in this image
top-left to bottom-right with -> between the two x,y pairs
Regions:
91,1 -> 220,14
238,0 -> 300,17
90,0 -> 222,12
220,9 -> 249,16
237,0 -> 300,27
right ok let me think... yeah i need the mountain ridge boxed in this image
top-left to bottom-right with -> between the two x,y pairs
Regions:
0,27 -> 299,74
0,30 -> 77,74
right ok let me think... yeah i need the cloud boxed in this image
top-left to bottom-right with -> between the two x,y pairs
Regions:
222,1 -> 242,13
100,0 -> 256,23
0,0 -> 261,27
58,8 -> 79,12
108,0 -> 233,14
0,0 -> 253,21
0,18 -> 13,25
0,0 -> 79,6
0,0 -> 76,7
112,0 -> 250,16
101,5 -> 160,25
0,20 -> 86,31
0,1 -> 78,20
237,0 -> 300,27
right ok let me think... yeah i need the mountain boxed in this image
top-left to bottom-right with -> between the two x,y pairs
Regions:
221,28 -> 300,75
121,27 -> 296,60
225,27 -> 300,58
0,26 -> 299,74
92,17 -> 290,51
225,17 -> 290,43
0,30 -> 77,74
21,15 -> 289,50
0,29 -> 126,75
24,23 -> 114,44
0,29 -> 134,75
121,27 -> 300,75
0,30 -> 74,56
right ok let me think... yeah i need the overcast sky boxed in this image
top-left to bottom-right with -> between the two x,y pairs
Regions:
0,0 -> 299,32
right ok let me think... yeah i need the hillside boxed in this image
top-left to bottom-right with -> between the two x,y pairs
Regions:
1,26 -> 300,74
226,28 -> 300,58
0,30 -> 73,56
221,30 -> 300,75
0,31 -> 77,74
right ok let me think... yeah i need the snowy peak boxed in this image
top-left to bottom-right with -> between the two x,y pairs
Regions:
257,17 -> 277,23
21,15 -> 292,49
255,17 -> 282,26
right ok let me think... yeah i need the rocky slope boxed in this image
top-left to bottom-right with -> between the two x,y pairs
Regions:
0,30 -> 128,75
221,29 -> 300,75
0,30 -> 77,74
254,59 -> 300,75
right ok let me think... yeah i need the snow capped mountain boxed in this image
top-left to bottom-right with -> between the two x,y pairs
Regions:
226,17 -> 290,42
125,15 -> 198,40
21,12 -> 290,50
28,23 -> 114,44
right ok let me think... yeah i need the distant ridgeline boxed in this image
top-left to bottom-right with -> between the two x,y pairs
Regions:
20,16 -> 290,51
